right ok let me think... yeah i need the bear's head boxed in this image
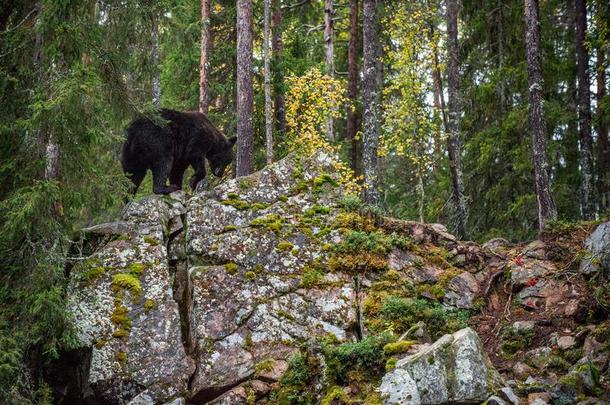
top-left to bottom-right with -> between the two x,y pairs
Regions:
208,136 -> 237,177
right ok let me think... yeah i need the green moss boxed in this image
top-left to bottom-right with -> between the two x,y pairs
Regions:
254,264 -> 264,273
112,273 -> 142,298
321,386 -> 349,405
245,333 -> 253,350
255,359 -> 275,375
383,340 -> 416,355
276,241 -> 294,252
244,271 -> 256,281
290,179 -> 309,194
339,194 -> 363,211
84,266 -> 107,281
94,338 -> 107,349
112,328 -> 129,339
385,357 -> 398,372
301,269 -> 324,288
239,178 -> 254,190
221,199 -> 251,210
110,304 -> 132,331
143,236 -> 159,246
251,202 -> 270,211
500,326 -> 534,356
127,262 -> 146,276
279,195 -> 289,202
227,192 -> 240,200
304,205 -> 331,217
250,214 -> 285,234
313,173 -> 338,191
276,310 -> 295,321
222,225 -> 237,232
144,298 -> 156,312
225,262 -> 239,275
115,351 -> 127,365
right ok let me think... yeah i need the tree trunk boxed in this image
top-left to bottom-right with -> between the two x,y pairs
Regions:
575,0 -> 594,218
362,0 -> 380,205
151,15 -> 161,108
325,0 -> 335,141
199,0 -> 211,114
264,0 -> 273,164
524,0 -> 557,231
446,0 -> 468,238
346,0 -> 362,176
430,23 -> 447,170
272,0 -> 287,134
236,0 -> 254,176
597,44 -> 609,211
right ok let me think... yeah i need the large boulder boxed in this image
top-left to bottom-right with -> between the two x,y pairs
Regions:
380,328 -> 503,404
66,194 -> 194,404
580,222 -> 610,274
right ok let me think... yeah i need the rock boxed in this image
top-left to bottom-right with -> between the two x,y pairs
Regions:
443,272 -> 480,309
380,328 -> 503,404
522,240 -> 547,260
527,392 -> 551,405
580,222 -> 610,274
483,238 -> 512,251
256,359 -> 289,382
525,347 -> 552,369
512,321 -> 536,333
512,362 -> 533,380
500,386 -> 521,405
509,259 -> 555,288
67,195 -> 194,404
557,335 -> 576,350
379,368 -> 421,405
487,395 -> 508,405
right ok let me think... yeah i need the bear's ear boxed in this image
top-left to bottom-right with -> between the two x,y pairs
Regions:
228,136 -> 237,147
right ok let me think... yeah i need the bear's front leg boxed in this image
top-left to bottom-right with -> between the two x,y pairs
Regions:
189,158 -> 207,191
152,158 -> 180,195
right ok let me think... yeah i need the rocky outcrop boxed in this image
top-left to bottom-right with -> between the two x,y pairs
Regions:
62,150 -> 610,404
380,328 -> 503,404
580,222 -> 610,274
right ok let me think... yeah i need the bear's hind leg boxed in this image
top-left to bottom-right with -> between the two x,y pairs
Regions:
126,169 -> 146,196
152,158 -> 179,195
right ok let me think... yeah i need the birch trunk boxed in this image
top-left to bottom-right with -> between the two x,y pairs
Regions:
151,16 -> 161,108
272,0 -> 287,134
362,0 -> 380,205
199,0 -> 211,114
575,0 -> 594,218
446,0 -> 468,238
264,0 -> 273,164
236,0 -> 254,176
524,0 -> 557,231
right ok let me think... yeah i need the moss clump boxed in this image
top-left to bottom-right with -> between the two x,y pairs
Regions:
253,264 -> 265,273
385,357 -> 398,372
111,273 -> 142,298
313,173 -> 338,191
277,241 -> 294,252
225,262 -> 239,275
144,298 -> 156,312
94,339 -> 107,349
244,271 -> 256,281
255,359 -> 275,375
301,268 -> 324,288
112,328 -> 129,339
250,214 -> 285,234
333,212 -> 375,232
115,351 -> 127,365
127,262 -> 146,276
279,195 -> 289,202
110,304 -> 132,330
339,194 -> 363,211
324,333 -> 393,384
251,202 -> 270,211
328,252 -> 388,274
227,192 -> 240,200
84,266 -> 107,281
304,205 -> 331,217
143,236 -> 159,246
270,353 -> 314,404
289,179 -> 309,194
321,386 -> 349,405
239,178 -> 254,190
221,199 -> 251,210
383,340 -> 415,355
222,225 -> 237,232
500,326 -> 534,355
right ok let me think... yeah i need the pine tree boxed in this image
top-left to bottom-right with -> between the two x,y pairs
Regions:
346,0 -> 362,176
272,0 -> 287,134
325,0 -> 335,141
264,0 -> 274,164
236,0 -> 254,176
524,0 -> 557,231
362,0 -> 381,205
199,0 -> 211,114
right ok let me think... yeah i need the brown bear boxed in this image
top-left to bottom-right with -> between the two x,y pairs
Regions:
121,108 -> 236,195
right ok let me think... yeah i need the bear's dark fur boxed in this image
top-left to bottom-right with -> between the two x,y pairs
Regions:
121,108 -> 237,195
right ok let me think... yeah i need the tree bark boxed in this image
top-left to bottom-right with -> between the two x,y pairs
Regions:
362,0 -> 380,205
524,0 -> 557,231
325,0 -> 335,141
575,0 -> 594,218
151,15 -> 161,108
264,0 -> 273,164
446,0 -> 468,238
199,0 -> 211,114
236,0 -> 254,176
597,43 -> 609,211
272,0 -> 287,134
430,23 -> 447,170
346,0 -> 362,176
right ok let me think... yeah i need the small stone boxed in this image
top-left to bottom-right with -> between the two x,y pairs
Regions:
557,335 -> 576,350
500,386 -> 521,405
564,299 -> 579,317
379,368 -> 420,405
487,395 -> 508,405
513,362 -> 533,380
525,347 -> 552,369
512,321 -> 535,333
527,392 -> 551,405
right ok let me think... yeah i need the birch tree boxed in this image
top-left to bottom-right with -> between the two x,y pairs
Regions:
236,0 -> 254,176
199,0 -> 211,114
